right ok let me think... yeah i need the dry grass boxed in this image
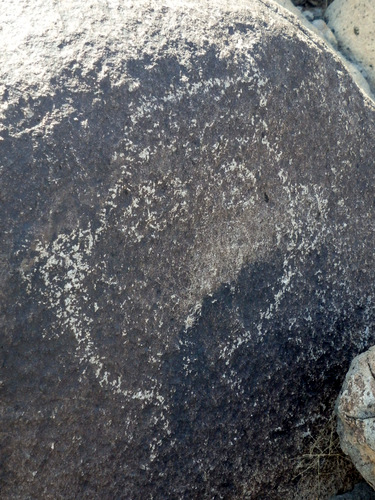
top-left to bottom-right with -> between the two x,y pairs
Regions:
293,413 -> 353,499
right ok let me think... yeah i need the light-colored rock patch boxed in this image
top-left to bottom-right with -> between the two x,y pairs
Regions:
336,346 -> 375,490
326,0 -> 375,91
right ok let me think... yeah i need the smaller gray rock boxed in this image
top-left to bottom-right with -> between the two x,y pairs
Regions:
303,10 -> 315,21
330,482 -> 375,500
336,346 -> 375,489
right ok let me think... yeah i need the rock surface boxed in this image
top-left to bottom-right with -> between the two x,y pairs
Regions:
2,0 -> 375,498
336,347 -> 375,490
326,0 -> 375,92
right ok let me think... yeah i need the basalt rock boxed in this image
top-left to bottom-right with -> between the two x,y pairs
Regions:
2,0 -> 375,498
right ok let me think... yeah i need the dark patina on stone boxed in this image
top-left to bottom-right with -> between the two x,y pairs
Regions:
1,0 -> 375,498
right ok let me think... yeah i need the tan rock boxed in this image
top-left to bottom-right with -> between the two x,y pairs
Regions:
337,346 -> 375,489
326,0 -> 375,91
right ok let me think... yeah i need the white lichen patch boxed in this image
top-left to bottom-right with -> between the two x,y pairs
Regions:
25,169 -> 169,405
219,182 -> 332,366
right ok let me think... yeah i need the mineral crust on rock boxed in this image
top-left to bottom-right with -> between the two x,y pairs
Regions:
336,347 -> 375,491
2,0 -> 375,498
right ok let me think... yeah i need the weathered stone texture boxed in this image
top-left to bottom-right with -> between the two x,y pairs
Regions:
1,0 -> 375,498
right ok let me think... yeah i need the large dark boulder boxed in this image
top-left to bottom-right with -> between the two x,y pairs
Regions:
1,0 -> 375,498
